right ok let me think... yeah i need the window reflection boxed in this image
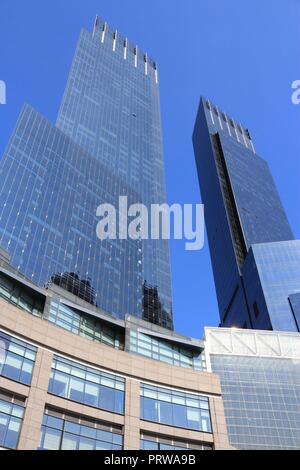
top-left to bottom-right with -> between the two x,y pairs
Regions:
140,384 -> 212,433
48,356 -> 125,414
39,409 -> 123,450
0,393 -> 24,449
0,331 -> 37,385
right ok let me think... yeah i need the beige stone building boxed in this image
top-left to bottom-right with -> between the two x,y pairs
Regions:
0,258 -> 230,451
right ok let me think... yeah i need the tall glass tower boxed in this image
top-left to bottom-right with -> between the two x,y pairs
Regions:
193,97 -> 300,332
0,16 -> 173,329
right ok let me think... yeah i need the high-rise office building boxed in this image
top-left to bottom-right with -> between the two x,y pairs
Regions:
0,16 -> 173,329
193,97 -> 300,331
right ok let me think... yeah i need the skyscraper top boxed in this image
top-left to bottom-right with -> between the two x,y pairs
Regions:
201,97 -> 256,153
92,15 -> 159,83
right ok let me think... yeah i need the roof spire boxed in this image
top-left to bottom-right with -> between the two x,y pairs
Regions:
92,14 -> 99,37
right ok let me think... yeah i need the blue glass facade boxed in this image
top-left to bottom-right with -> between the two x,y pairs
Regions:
216,131 -> 293,248
211,354 -> 300,450
193,97 -> 299,331
289,292 -> 300,330
242,241 -> 300,331
0,17 -> 173,329
192,99 -> 247,327
206,327 -> 300,450
57,18 -> 173,328
0,105 -> 142,321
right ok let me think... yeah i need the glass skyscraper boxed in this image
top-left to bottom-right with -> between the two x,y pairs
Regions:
0,16 -> 173,329
193,97 -> 300,331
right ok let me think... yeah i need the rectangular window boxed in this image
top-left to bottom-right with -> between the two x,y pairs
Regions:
158,400 -> 173,424
0,392 -> 25,449
47,301 -> 124,350
129,330 -> 204,371
39,408 -> 123,450
0,272 -> 44,317
140,432 -> 213,450
140,384 -> 212,433
0,331 -> 37,385
48,356 -> 125,414
141,397 -> 158,422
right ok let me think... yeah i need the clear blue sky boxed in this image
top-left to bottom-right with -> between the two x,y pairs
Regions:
0,0 -> 299,338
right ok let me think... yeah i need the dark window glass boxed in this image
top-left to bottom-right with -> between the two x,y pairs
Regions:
0,272 -> 44,317
253,301 -> 260,318
48,301 -> 124,350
